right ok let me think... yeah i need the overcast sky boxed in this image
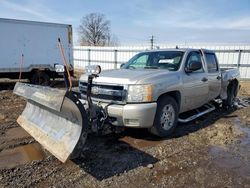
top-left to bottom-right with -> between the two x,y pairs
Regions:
0,0 -> 249,45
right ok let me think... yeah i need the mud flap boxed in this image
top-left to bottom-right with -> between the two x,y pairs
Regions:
14,82 -> 87,162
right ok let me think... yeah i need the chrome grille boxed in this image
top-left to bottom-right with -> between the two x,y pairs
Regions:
79,82 -> 126,102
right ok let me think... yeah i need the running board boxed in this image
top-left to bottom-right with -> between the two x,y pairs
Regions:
178,103 -> 216,123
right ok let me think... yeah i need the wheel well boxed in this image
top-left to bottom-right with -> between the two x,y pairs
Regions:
158,91 -> 181,108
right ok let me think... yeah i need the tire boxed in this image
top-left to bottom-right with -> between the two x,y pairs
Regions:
223,83 -> 236,108
31,72 -> 50,86
149,96 -> 179,137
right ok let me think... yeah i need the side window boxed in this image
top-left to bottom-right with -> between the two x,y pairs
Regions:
186,51 -> 203,73
205,53 -> 219,73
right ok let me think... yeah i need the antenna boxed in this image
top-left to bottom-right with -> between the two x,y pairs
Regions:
150,35 -> 154,49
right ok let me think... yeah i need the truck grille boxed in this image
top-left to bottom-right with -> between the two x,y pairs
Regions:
79,82 -> 126,102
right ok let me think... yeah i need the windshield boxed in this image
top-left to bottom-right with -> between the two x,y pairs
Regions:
122,51 -> 184,71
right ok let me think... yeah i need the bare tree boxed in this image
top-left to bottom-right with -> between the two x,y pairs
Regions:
78,13 -> 118,46
106,33 -> 119,46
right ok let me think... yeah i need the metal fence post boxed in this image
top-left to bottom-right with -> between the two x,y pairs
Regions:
114,50 -> 118,69
88,49 -> 91,66
237,50 -> 242,69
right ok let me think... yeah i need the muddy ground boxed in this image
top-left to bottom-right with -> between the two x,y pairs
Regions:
0,81 -> 250,188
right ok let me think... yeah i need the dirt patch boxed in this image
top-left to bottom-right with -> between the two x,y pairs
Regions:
239,81 -> 250,96
0,82 -> 250,187
5,127 -> 30,140
120,136 -> 162,148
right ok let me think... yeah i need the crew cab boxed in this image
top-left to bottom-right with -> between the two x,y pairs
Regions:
79,49 -> 240,137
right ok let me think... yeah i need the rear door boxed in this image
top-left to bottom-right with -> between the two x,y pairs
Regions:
203,52 -> 221,100
182,51 -> 209,111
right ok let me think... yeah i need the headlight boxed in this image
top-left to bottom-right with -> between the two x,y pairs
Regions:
127,84 -> 153,102
85,65 -> 101,75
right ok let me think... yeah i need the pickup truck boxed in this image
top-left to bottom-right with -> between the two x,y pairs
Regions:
79,48 -> 240,137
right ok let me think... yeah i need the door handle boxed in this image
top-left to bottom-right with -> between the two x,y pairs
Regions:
217,75 -> 222,80
201,77 -> 208,82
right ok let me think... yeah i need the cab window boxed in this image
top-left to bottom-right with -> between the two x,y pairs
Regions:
205,53 -> 219,73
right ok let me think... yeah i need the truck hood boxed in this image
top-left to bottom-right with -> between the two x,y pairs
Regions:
80,69 -> 176,85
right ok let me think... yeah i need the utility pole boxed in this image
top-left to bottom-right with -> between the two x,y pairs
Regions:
150,35 -> 154,49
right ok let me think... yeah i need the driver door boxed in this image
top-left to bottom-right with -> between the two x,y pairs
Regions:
182,51 -> 209,112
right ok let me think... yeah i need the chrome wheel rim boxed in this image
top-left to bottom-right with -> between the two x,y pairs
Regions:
160,104 -> 175,130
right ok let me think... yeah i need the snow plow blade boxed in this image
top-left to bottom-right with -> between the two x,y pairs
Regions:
13,82 -> 86,163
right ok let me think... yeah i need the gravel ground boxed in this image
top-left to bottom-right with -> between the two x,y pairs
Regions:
0,81 -> 249,188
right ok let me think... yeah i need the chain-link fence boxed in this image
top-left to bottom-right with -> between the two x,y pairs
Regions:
74,45 -> 250,79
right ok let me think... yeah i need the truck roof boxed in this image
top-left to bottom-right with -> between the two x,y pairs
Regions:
142,48 -> 215,53
0,17 -> 71,28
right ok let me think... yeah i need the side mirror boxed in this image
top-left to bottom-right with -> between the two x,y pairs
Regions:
120,63 -> 125,69
185,61 -> 202,73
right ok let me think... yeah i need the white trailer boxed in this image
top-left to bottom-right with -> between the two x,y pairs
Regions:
0,18 -> 73,85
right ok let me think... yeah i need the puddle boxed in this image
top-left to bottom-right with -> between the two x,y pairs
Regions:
209,117 -> 250,177
210,146 -> 250,177
210,147 -> 242,168
120,136 -> 162,149
232,117 -> 250,145
0,143 -> 45,169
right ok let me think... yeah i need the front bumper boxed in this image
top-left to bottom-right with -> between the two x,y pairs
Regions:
80,99 -> 157,128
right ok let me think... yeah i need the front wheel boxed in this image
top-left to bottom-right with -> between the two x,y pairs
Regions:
149,96 -> 179,137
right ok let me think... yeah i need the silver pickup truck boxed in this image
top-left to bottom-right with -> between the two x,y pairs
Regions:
79,48 -> 240,137
13,48 -> 241,162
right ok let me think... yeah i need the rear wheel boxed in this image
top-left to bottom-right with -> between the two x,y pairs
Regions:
149,96 -> 179,137
31,71 -> 50,86
223,83 -> 237,108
